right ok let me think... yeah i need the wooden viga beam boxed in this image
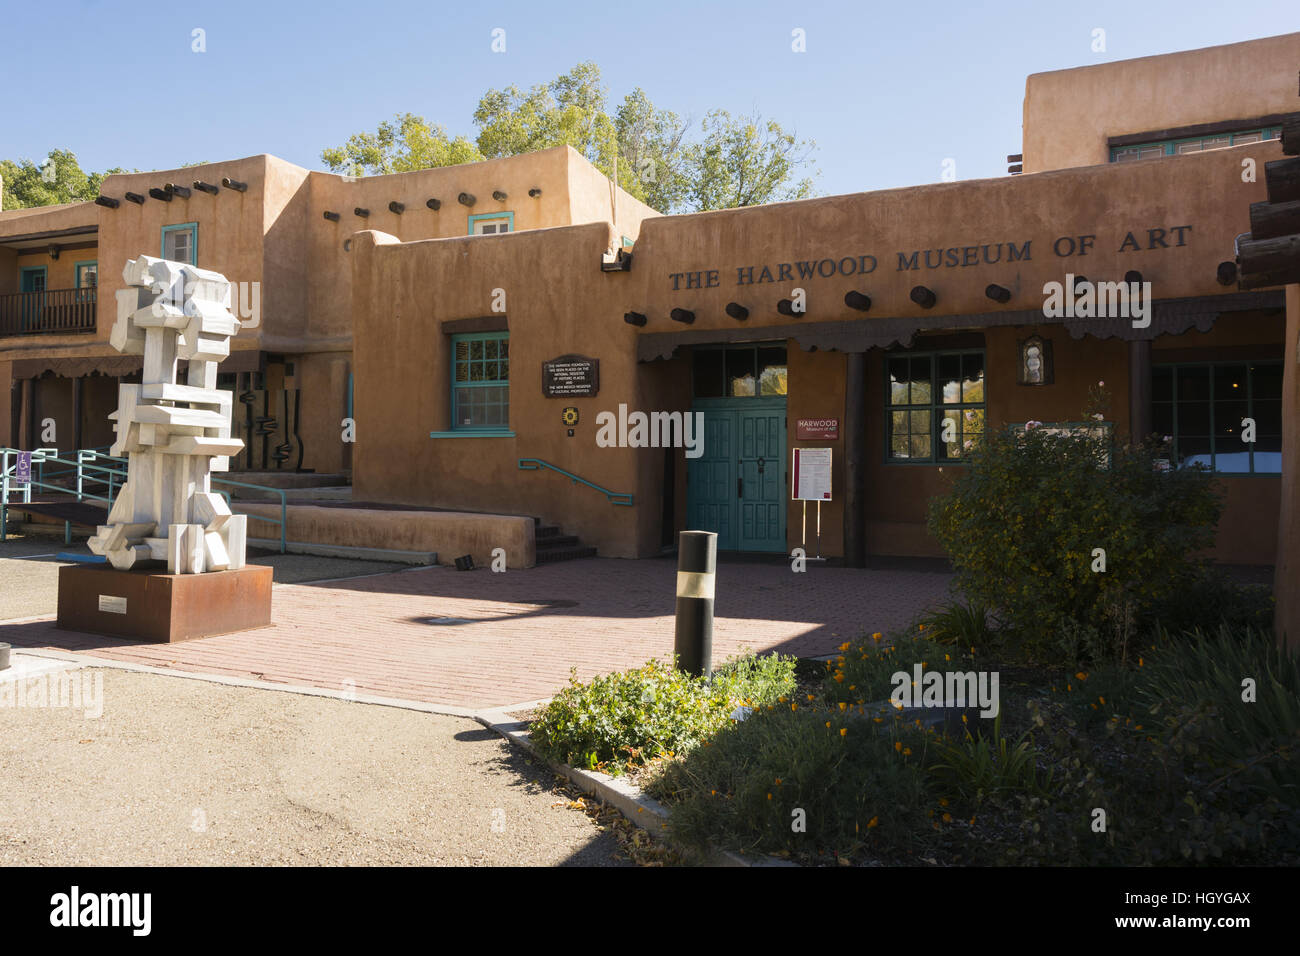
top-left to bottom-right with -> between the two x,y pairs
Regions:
1236,233 -> 1300,275
1264,157 -> 1300,205
1248,199 -> 1300,240
1282,113 -> 1300,156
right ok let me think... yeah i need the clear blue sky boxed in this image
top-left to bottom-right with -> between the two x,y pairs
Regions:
2,0 -> 1297,197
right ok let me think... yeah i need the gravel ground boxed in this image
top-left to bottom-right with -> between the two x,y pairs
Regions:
0,665 -> 632,866
0,531 -> 409,621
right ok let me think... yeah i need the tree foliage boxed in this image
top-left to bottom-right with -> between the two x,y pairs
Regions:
320,62 -> 816,213
0,149 -> 123,210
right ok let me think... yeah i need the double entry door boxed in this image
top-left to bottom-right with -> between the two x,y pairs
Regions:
686,398 -> 786,552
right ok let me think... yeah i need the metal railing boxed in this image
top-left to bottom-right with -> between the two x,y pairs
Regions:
0,288 -> 97,336
518,457 -> 634,506
1,447 -> 288,553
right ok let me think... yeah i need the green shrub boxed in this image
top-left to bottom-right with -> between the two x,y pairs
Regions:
928,712 -> 1053,801
821,629 -> 973,707
527,654 -> 796,773
1148,573 -> 1275,635
649,706 -> 941,860
927,425 -> 1221,655
1131,625 -> 1299,800
919,600 -> 997,651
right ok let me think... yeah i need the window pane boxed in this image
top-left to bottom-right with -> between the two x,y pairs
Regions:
888,358 -> 910,405
891,411 -> 908,433
1152,403 -> 1174,437
909,410 -> 931,434
1178,402 -> 1210,435
727,348 -> 756,397
1178,434 -> 1212,470
909,435 -> 931,459
455,361 -> 469,382
470,340 -> 483,360
908,357 -> 931,405
1254,399 -> 1282,436
758,347 -> 787,395
938,354 -> 961,404
939,411 -> 961,459
1152,366 -> 1173,402
890,434 -> 909,458
1233,132 -> 1262,145
485,340 -> 497,359
1177,367 -> 1209,401
1252,364 -> 1283,401
962,355 -> 985,403
456,341 -> 469,361
1215,401 -> 1248,439
693,350 -> 724,398
1253,436 -> 1282,474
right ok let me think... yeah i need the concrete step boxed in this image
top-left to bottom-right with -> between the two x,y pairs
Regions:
222,471 -> 351,493
233,485 -> 353,503
537,533 -> 580,548
247,537 -> 436,565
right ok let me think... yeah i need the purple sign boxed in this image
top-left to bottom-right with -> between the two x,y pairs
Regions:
14,451 -> 31,486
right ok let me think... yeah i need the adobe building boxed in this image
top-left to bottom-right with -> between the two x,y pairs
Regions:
344,33 -> 1298,590
0,146 -> 657,474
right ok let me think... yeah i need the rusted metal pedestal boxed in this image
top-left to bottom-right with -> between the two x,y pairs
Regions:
56,564 -> 273,643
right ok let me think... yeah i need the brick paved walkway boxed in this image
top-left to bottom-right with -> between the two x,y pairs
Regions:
0,557 -> 954,710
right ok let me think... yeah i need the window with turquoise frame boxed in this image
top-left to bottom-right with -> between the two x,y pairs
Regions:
885,350 -> 986,463
161,222 -> 198,264
75,261 -> 97,302
1152,361 -> 1282,475
468,212 -> 514,235
1110,127 -> 1281,162
451,332 -> 510,429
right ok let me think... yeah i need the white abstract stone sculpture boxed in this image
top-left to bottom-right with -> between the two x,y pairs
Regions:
88,256 -> 247,573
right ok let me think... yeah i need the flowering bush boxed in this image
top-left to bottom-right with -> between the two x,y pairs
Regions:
927,424 -> 1221,657
528,654 -> 796,773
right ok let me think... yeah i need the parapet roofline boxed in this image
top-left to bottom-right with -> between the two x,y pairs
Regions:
1025,30 -> 1300,82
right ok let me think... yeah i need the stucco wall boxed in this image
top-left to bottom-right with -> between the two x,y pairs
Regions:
350,139 -> 1285,561
1023,32 -> 1300,173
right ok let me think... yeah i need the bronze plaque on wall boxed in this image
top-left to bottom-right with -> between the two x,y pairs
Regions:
542,354 -> 599,397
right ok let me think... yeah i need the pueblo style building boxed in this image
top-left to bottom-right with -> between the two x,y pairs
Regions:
2,34 -> 1298,641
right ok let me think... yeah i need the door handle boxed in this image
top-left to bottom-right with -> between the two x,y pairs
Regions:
737,476 -> 743,498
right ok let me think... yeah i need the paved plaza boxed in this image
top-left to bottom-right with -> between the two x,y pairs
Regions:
0,545 -> 955,711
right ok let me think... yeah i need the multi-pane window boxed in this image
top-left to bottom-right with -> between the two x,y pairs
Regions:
451,332 -> 510,430
161,223 -> 197,264
1152,362 -> 1282,474
470,215 -> 512,235
1111,127 -> 1280,162
886,351 -> 986,462
692,344 -> 787,398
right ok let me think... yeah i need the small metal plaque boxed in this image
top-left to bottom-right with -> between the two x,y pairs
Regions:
98,594 -> 128,615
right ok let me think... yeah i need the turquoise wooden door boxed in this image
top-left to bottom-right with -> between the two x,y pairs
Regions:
687,409 -> 738,549
738,406 -> 786,552
687,399 -> 786,552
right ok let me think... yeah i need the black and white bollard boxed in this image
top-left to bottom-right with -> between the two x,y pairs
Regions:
674,531 -> 716,677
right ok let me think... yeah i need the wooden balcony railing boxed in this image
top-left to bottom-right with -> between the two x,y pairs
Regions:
0,288 -> 97,337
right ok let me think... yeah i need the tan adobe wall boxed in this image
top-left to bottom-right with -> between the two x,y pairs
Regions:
349,141 -> 1284,561
1023,32 -> 1300,172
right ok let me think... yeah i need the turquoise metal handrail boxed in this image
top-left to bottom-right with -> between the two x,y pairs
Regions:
1,447 -> 288,553
517,458 -> 634,506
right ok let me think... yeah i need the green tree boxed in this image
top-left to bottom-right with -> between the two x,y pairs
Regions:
683,110 -> 817,211
0,149 -> 123,210
321,63 -> 818,213
614,87 -> 690,212
320,113 -> 483,176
